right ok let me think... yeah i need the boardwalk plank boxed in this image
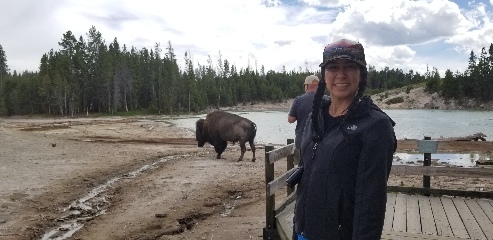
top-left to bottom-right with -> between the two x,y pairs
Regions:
384,193 -> 396,231
465,199 -> 493,240
418,195 -> 437,235
477,199 -> 493,223
406,195 -> 421,234
275,193 -> 493,240
381,230 -> 464,240
453,197 -> 487,240
393,194 -> 407,232
441,196 -> 469,238
429,197 -> 454,237
276,199 -> 295,240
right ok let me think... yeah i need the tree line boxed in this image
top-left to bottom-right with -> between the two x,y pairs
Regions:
426,46 -> 493,103
0,26 -> 491,116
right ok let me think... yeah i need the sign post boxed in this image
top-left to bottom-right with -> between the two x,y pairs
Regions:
418,136 -> 438,196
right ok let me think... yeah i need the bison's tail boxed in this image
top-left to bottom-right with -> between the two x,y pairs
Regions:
249,122 -> 257,141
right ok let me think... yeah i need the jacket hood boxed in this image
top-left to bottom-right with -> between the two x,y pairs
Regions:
365,96 -> 396,127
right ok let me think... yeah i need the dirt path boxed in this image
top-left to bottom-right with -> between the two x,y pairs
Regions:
0,116 -> 286,240
1,115 -> 492,240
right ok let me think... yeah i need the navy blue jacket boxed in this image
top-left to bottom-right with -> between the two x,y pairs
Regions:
294,96 -> 396,240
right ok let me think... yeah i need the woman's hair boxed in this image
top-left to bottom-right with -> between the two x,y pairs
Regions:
310,57 -> 368,142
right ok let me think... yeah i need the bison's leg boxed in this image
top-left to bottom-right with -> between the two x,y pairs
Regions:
214,140 -> 227,159
238,142 -> 247,162
249,139 -> 256,162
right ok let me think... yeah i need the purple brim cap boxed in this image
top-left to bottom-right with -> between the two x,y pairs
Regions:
319,39 -> 366,68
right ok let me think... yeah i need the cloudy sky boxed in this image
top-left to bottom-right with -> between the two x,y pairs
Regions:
1,0 -> 493,76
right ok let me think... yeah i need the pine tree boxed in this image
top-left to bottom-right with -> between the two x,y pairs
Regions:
0,44 -> 9,92
441,69 -> 462,100
0,44 -> 9,114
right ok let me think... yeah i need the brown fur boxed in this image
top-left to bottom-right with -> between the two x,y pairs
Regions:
195,110 -> 256,161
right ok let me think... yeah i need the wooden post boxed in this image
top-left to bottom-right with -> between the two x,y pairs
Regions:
286,139 -> 295,196
423,136 -> 431,195
264,145 -> 275,230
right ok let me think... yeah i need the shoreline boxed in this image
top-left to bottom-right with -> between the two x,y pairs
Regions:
221,86 -> 493,112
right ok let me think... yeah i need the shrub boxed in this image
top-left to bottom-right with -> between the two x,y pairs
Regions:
385,96 -> 404,105
406,86 -> 412,94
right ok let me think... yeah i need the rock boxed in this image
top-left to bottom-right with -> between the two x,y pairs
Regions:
476,160 -> 493,165
155,213 -> 168,218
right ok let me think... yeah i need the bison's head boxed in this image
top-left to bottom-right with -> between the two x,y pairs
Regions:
195,119 -> 207,147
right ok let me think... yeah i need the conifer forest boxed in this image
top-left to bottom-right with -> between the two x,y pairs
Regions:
0,26 -> 492,116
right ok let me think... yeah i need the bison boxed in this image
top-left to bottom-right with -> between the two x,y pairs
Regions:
195,110 -> 257,162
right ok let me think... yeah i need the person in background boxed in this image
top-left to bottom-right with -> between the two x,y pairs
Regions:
288,75 -> 324,164
292,39 -> 397,240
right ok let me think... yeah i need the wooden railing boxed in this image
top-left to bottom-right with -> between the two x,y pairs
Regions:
263,139 -> 297,240
389,165 -> 493,198
389,137 -> 493,198
263,137 -> 493,240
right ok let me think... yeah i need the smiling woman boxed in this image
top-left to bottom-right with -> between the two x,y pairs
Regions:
290,39 -> 398,240
324,59 -> 361,115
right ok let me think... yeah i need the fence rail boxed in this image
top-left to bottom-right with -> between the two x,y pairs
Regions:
263,139 -> 297,240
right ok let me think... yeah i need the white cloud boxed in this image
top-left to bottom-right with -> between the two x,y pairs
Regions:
330,0 -> 471,45
447,2 -> 493,54
0,0 -> 67,72
366,45 -> 416,70
302,0 -> 352,7
1,0 -> 492,77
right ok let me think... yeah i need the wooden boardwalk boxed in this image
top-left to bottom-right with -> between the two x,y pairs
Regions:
276,193 -> 493,240
264,140 -> 493,240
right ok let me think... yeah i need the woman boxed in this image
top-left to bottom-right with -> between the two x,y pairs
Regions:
293,39 -> 397,240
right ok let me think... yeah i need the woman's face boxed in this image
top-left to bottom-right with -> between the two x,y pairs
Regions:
324,59 -> 361,101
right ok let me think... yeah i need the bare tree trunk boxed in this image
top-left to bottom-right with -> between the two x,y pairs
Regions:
64,89 -> 67,116
108,86 -> 111,114
70,93 -> 74,117
123,88 -> 128,112
58,93 -> 64,117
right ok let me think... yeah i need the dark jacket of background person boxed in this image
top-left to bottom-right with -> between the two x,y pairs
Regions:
294,96 -> 396,239
289,75 -> 329,149
289,91 -> 317,149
